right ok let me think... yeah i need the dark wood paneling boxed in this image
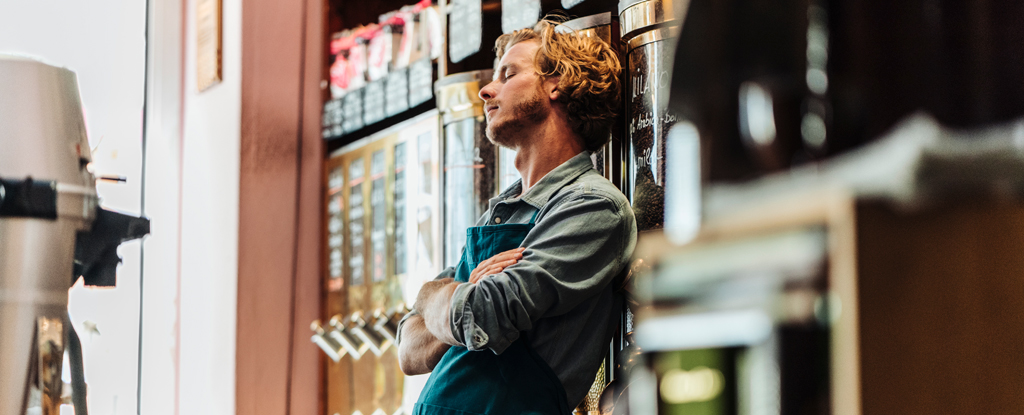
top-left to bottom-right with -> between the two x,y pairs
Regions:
857,202 -> 1024,415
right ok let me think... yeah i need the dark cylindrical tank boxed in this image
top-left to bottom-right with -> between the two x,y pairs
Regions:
620,0 -> 687,231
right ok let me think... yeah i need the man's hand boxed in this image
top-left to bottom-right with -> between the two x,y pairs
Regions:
414,278 -> 461,346
397,314 -> 450,375
469,247 -> 525,284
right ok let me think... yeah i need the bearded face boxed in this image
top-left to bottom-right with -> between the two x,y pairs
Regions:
484,84 -> 548,149
479,41 -> 555,150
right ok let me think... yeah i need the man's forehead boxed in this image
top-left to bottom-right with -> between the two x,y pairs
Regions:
495,41 -> 538,77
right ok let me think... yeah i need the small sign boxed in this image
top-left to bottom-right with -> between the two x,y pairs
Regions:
448,0 -> 482,63
502,0 -> 541,34
408,58 -> 433,107
363,80 -> 386,126
322,99 -> 344,139
196,0 -> 222,91
385,68 -> 410,117
343,89 -> 364,133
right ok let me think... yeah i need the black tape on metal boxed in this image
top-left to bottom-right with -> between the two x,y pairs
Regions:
0,177 -> 58,219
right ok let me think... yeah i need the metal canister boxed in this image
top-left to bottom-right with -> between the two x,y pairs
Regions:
0,56 -> 97,415
435,70 -> 499,268
557,12 -> 628,194
620,0 -> 687,231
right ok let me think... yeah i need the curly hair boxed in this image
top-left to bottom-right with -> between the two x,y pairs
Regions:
494,17 -> 622,151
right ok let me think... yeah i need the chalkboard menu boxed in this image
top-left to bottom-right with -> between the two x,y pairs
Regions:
408,58 -> 434,107
322,99 -> 344,139
561,0 -> 586,9
385,68 -> 410,117
343,90 -> 364,133
327,167 -> 344,292
448,0 -> 482,63
370,150 -> 387,283
393,142 -> 407,276
363,80 -> 386,126
502,0 -> 540,34
323,61 -> 434,140
348,158 -> 366,286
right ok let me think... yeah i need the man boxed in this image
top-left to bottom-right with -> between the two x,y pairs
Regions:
397,18 -> 636,415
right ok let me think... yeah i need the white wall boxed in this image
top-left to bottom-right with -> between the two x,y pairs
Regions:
0,1 -> 146,414
138,0 -> 183,413
178,0 -> 241,411
141,0 -> 242,414
0,0 -> 242,413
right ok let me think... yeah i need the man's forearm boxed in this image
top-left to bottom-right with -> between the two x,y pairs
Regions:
397,314 -> 450,375
414,278 -> 462,346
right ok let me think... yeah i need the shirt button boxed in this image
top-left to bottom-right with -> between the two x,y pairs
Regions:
494,217 -> 502,224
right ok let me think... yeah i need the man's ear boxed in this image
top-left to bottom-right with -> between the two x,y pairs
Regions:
544,76 -> 561,101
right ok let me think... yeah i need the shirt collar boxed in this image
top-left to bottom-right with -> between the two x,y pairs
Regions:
492,151 -> 594,209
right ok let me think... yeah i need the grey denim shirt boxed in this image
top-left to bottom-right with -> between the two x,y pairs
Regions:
401,151 -> 637,406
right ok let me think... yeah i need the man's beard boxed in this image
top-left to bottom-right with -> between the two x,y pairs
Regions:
485,92 -> 547,149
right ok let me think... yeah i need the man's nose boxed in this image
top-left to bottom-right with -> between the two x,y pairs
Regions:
479,80 -> 497,101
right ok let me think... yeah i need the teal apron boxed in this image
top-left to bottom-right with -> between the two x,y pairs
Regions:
413,212 -> 572,415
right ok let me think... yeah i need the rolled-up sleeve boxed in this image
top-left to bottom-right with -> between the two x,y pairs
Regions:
448,191 -> 634,354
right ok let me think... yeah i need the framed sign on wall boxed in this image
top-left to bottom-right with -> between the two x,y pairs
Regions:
196,0 -> 222,91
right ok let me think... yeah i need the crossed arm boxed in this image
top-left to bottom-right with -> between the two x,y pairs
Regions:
398,248 -> 526,375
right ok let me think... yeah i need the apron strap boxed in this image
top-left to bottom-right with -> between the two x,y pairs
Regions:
527,209 -> 540,224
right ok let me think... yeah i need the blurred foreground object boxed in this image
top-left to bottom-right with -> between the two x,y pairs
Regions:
628,113 -> 1024,415
0,55 -> 149,415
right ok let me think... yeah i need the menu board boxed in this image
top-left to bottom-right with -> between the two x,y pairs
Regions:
385,68 -> 410,117
343,89 -> 364,133
363,80 -> 386,126
327,167 -> 345,292
370,150 -> 387,283
393,142 -> 407,276
408,58 -> 434,107
502,0 -> 540,34
348,158 -> 366,286
448,0 -> 482,63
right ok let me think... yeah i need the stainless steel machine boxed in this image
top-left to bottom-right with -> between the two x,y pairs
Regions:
0,55 -> 149,415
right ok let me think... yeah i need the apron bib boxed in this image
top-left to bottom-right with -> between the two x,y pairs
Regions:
413,213 -> 572,415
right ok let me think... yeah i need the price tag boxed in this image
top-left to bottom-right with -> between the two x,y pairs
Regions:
322,99 -> 344,139
343,88 -> 364,133
363,80 -> 386,126
408,58 -> 433,107
385,68 -> 410,117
